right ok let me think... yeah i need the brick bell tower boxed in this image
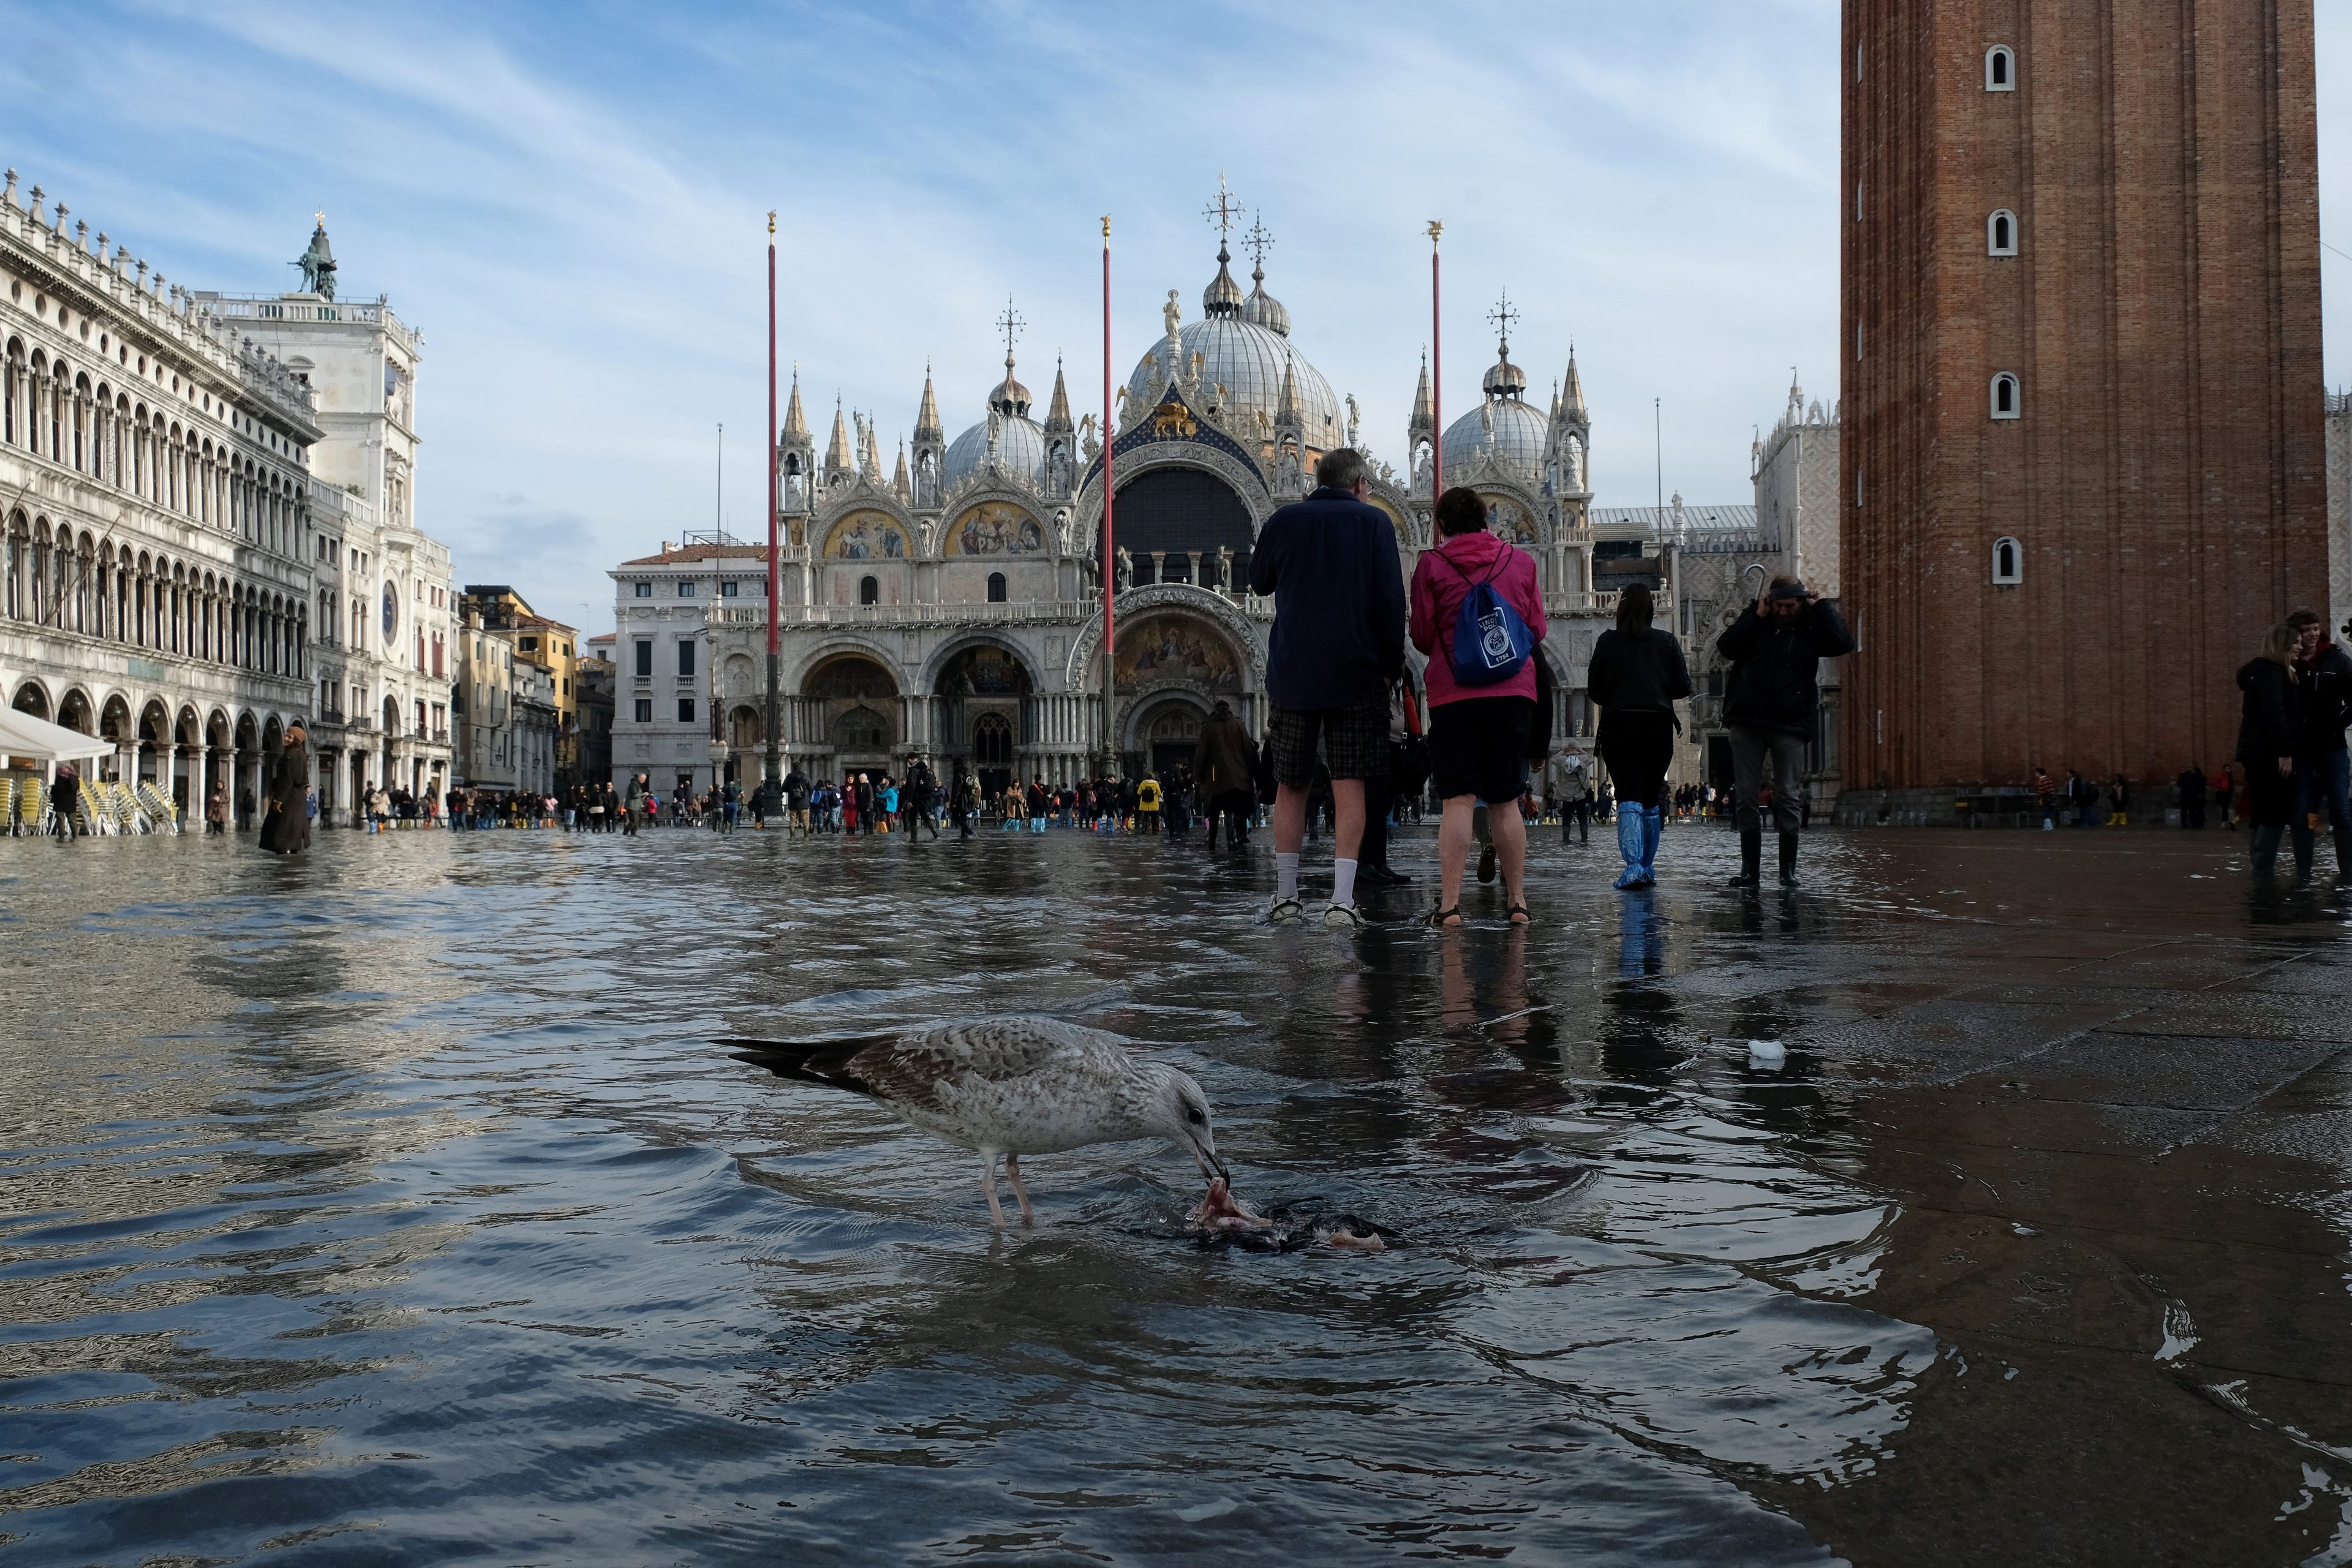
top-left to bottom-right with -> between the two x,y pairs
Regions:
1840,1 -> 2326,813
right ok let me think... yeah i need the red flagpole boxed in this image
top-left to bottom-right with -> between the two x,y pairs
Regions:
1100,214 -> 1115,774
763,211 -> 780,802
1428,220 -> 1444,499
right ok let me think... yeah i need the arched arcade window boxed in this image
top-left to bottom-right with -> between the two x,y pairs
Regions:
858,575 -> 880,606
986,571 -> 1007,604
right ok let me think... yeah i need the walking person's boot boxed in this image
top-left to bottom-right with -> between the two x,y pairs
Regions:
2336,831 -> 2352,885
1729,829 -> 1762,888
2292,823 -> 2316,882
1777,831 -> 1800,888
2251,823 -> 2285,876
1612,804 -> 1647,889
1638,805 -> 1662,886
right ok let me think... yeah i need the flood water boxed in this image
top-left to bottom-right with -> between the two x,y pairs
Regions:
3,823 -> 2350,1565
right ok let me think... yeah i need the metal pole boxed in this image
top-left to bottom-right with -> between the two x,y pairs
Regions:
715,422 -> 723,535
1100,214 -> 1115,778
763,212 -> 782,813
1428,220 -> 1443,499
1654,396 -> 1663,528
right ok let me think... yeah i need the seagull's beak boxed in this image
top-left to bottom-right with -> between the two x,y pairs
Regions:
1189,1134 -> 1229,1183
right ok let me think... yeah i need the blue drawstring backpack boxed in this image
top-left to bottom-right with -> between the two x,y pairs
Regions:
1438,552 -> 1534,687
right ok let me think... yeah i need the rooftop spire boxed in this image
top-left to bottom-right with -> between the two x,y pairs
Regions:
1409,347 -> 1434,435
825,398 -> 852,471
783,366 -> 809,438
914,361 -> 942,441
1561,342 -> 1586,418
1044,354 -> 1074,433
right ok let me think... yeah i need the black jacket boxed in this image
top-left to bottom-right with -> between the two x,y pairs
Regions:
2294,639 -> 2352,756
1249,486 -> 1406,709
2237,658 -> 2297,767
1585,627 -> 1692,715
1718,600 -> 1856,734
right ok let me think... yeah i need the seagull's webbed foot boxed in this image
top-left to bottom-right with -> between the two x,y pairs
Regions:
979,1153 -> 1008,1228
1004,1153 -> 1038,1226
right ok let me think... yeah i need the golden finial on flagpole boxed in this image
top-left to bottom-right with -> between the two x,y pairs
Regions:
1427,219 -> 1443,245
1101,214 -> 1110,239
767,209 -> 776,236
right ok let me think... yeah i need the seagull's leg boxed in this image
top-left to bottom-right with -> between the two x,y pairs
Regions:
1004,1153 -> 1038,1226
979,1152 -> 1008,1228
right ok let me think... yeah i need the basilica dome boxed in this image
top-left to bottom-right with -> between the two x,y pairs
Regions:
1126,247 -> 1345,451
943,412 -> 1048,489
1441,394 -> 1550,477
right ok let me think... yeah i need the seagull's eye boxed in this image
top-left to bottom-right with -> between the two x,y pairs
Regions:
1186,1107 -> 1205,1125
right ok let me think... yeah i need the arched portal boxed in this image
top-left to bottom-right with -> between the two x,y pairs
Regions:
99,695 -> 131,782
1111,609 -> 1247,775
932,641 -> 1033,791
804,653 -> 899,775
12,679 -> 50,720
56,688 -> 93,734
1110,467 -> 1254,587
1130,694 -> 1208,782
727,704 -> 761,752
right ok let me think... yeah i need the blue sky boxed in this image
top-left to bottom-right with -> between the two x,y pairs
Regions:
4,1 -> 2346,639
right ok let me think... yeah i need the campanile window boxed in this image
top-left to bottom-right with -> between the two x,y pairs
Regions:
1992,537 -> 2024,585
1990,373 -> 2021,420
1988,209 -> 2018,256
1985,46 -> 2015,91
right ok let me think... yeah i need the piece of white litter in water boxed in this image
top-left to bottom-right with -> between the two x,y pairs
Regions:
2157,1300 -> 2199,1363
1177,1499 -> 1239,1523
1747,1039 -> 1787,1066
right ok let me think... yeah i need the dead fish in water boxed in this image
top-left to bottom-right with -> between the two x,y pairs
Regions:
1186,1177 -> 1390,1253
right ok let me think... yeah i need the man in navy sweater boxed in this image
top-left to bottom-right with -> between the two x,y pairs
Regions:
1247,447 -> 1408,925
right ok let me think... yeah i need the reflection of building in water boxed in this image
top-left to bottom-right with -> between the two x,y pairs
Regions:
607,194 -> 1686,793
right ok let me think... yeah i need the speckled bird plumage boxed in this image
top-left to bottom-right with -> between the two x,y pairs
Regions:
721,1015 -> 1221,1226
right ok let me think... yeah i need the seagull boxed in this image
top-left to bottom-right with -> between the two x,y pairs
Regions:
720,1016 -> 1225,1227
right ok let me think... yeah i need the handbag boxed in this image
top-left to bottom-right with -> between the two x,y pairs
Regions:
1392,682 -> 1432,797
1436,552 -> 1533,687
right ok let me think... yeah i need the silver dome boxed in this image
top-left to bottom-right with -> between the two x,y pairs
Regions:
1441,396 -> 1549,477
1126,317 -> 1344,450
944,413 -> 1048,488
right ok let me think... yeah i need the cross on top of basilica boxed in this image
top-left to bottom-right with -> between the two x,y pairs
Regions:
1203,174 -> 1243,247
1487,288 -> 1520,352
995,295 -> 1025,366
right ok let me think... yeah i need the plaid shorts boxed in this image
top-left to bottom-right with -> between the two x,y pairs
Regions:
1269,696 -> 1389,786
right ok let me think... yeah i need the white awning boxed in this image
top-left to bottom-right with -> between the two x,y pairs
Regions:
0,706 -> 117,764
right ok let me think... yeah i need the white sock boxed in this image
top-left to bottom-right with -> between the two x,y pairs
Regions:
1277,853 -> 1300,901
1332,858 -> 1358,907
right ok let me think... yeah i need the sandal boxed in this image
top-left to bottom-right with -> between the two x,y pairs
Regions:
1427,904 -> 1463,929
1507,903 -> 1531,925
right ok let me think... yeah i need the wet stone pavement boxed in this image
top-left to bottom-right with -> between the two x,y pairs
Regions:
1,821 -> 2350,1566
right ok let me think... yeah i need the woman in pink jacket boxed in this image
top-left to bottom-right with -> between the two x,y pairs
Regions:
1409,487 -> 1548,925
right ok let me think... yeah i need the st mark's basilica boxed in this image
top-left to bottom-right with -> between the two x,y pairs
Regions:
608,203 -> 1674,797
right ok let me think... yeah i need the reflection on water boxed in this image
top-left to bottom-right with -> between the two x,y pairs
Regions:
0,826 -> 2345,1563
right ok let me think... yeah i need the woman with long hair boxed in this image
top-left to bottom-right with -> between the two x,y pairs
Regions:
2237,621 -> 2304,877
1583,583 -> 1691,889
1409,486 -> 1548,925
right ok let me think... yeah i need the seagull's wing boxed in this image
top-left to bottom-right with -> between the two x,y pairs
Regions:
720,1033 -> 899,1096
723,1017 -> 1125,1114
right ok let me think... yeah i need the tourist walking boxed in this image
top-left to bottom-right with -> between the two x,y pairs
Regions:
1193,698 -> 1256,851
2032,766 -> 2057,830
2176,765 -> 2207,829
1136,770 -> 1163,834
906,755 -> 940,840
258,723 -> 312,856
1717,575 -> 1853,888
1585,583 -> 1689,891
2288,608 -> 2352,880
1550,750 -> 1591,843
1412,484 -> 1546,925
2238,622 -> 2304,878
207,782 -> 230,836
2106,774 -> 2130,827
783,765 -> 810,835
1248,448 -> 1408,925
